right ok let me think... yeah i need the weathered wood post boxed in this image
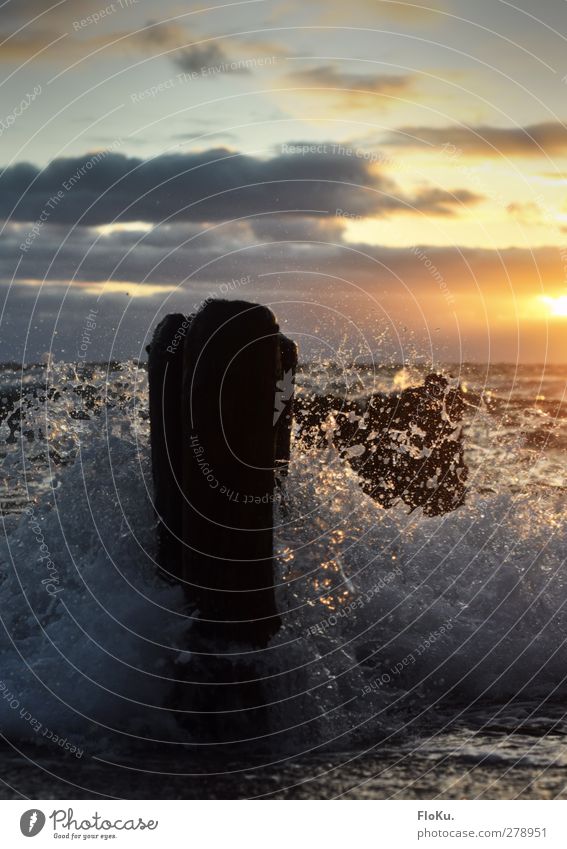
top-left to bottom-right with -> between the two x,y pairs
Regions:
274,332 -> 298,479
149,300 -> 297,649
147,313 -> 191,580
181,300 -> 296,646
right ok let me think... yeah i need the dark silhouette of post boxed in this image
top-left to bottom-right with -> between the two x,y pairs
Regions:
147,313 -> 191,581
274,332 -> 298,479
148,300 -> 297,648
182,300 -> 295,646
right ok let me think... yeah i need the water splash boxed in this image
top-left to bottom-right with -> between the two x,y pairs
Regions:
0,361 -> 565,756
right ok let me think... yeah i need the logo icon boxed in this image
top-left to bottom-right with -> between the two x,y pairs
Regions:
20,810 -> 46,837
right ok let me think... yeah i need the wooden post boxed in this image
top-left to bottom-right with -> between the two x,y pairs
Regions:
179,300 -> 295,646
149,301 -> 296,646
147,313 -> 191,580
274,332 -> 298,478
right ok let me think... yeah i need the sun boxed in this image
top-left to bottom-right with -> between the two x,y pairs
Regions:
540,295 -> 567,317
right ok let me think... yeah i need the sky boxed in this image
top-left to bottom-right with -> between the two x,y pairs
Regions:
1,0 -> 567,364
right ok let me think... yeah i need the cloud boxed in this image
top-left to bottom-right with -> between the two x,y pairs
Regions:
286,65 -> 413,94
0,0 -> 126,61
506,201 -> 543,224
0,216 -> 349,288
385,122 -> 567,157
250,215 -> 347,242
1,0 -> 95,20
1,227 -> 563,363
130,21 -> 283,76
171,42 -> 247,74
0,212 -> 554,301
134,21 -> 238,73
0,146 -> 483,227
381,187 -> 484,216
0,11 -> 247,74
0,33 -> 67,61
283,65 -> 415,110
538,172 -> 567,181
174,131 -> 240,143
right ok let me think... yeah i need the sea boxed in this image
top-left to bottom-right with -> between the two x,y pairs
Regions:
0,360 -> 566,799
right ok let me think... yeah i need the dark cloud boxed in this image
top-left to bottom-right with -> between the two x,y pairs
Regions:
250,215 -> 347,242
0,146 -> 483,227
133,21 -> 256,76
385,122 -> 567,157
0,216 -> 351,287
172,43 -> 248,74
135,20 -> 187,47
0,231 -> 562,363
0,213 -> 559,302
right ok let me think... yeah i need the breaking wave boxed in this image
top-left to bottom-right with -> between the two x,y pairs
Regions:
0,361 -> 566,757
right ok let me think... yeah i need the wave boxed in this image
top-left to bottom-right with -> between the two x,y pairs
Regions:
0,362 -> 566,755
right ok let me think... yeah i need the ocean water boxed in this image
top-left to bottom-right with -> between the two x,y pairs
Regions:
0,360 -> 566,799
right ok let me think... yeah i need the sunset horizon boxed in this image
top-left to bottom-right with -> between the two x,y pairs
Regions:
2,0 -> 567,364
